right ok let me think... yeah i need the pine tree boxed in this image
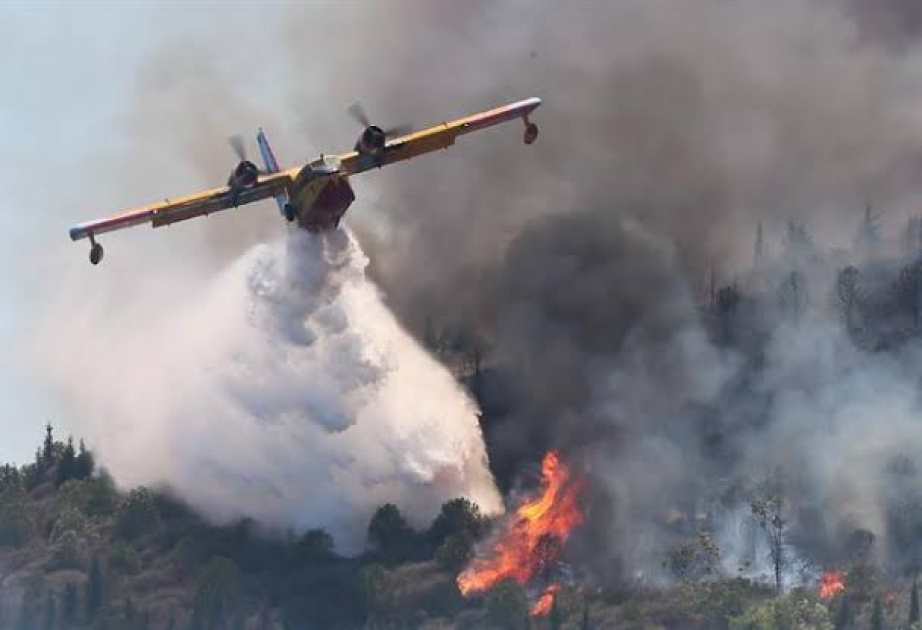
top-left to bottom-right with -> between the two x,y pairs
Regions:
40,591 -> 54,630
62,583 -> 77,626
74,439 -> 95,480
549,595 -> 561,630
87,555 -> 106,619
835,596 -> 850,630
911,577 -> 920,625
42,424 -> 54,468
55,437 -> 76,487
123,596 -> 136,630
871,596 -> 883,630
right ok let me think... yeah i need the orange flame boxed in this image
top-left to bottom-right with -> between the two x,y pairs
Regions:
819,570 -> 845,600
457,450 -> 585,608
530,583 -> 562,616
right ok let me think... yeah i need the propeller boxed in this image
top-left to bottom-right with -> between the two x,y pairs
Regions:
228,134 -> 247,162
347,102 -> 412,137
347,102 -> 370,128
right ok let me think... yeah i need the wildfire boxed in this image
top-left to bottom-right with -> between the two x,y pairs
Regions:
457,450 -> 585,614
819,570 -> 845,600
530,583 -> 562,617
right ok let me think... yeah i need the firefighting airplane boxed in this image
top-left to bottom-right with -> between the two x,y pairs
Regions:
69,97 -> 542,264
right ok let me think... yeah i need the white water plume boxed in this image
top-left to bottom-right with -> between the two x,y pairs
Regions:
36,229 -> 502,551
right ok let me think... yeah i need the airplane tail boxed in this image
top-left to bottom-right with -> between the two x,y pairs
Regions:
257,128 -> 290,217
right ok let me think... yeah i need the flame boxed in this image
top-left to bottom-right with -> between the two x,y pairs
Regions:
457,450 -> 585,609
530,583 -> 561,617
819,570 -> 845,600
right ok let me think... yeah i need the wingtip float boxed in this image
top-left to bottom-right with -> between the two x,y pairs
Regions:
69,97 -> 543,265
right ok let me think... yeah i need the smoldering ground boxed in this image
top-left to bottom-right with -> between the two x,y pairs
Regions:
23,0 -> 922,578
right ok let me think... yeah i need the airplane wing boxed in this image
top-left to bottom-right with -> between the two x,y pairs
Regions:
68,168 -> 299,242
338,97 -> 542,176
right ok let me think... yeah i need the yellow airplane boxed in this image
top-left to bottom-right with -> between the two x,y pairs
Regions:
70,97 -> 542,264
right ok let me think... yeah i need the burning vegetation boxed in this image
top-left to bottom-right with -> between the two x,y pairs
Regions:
819,570 -> 845,600
457,451 -> 586,615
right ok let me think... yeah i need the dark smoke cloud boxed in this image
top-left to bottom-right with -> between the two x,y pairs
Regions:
316,1 -> 922,578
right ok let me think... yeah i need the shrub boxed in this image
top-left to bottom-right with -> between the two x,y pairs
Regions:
435,532 -> 474,572
190,556 -> 242,630
115,487 -> 160,540
50,529 -> 86,570
0,500 -> 34,547
295,528 -> 335,563
729,588 -> 832,630
485,579 -> 529,630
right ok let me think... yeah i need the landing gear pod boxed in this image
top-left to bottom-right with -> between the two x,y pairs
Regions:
523,121 -> 539,145
89,240 -> 104,265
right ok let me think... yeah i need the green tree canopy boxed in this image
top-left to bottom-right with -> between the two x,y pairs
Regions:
485,579 -> 529,630
190,556 -> 242,630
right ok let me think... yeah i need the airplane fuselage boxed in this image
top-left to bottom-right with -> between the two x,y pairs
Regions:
287,155 -> 356,231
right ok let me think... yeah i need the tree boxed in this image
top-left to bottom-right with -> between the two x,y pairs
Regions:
0,500 -> 34,547
750,477 -> 788,592
834,595 -> 850,630
485,579 -> 529,630
716,284 -> 741,345
62,583 -> 78,626
778,270 -> 809,323
549,595 -> 562,630
871,596 -> 883,630
357,563 -> 394,622
115,488 -> 160,539
754,221 -> 765,268
911,577 -> 920,625
17,577 -> 43,630
86,555 -> 107,619
666,531 -> 721,581
730,588 -> 832,630
428,498 -> 484,547
367,504 -> 414,562
855,204 -> 883,254
295,528 -> 335,563
904,215 -> 922,257
785,220 -> 814,261
42,424 -> 54,468
190,556 -> 242,630
834,266 -> 863,333
894,262 -> 922,333
435,532 -> 475,572
74,440 -> 95,480
122,596 -> 136,630
40,591 -> 54,630
55,437 -> 76,487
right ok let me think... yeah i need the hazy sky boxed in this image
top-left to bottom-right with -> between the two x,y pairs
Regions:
0,5 -> 150,460
0,4 -> 284,462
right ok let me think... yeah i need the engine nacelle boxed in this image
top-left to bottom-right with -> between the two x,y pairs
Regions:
354,126 -> 387,156
228,160 -> 259,189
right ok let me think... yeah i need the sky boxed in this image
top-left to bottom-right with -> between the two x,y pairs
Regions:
0,5 -> 155,460
0,4 -> 290,462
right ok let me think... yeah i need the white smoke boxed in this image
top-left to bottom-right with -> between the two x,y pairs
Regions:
34,228 -> 501,551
